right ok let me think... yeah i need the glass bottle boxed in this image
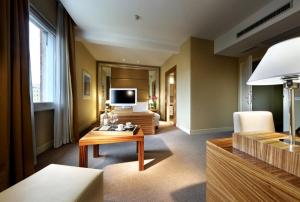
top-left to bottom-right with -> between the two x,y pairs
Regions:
103,108 -> 109,126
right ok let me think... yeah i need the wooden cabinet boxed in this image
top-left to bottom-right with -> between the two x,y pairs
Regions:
206,138 -> 300,201
113,111 -> 155,135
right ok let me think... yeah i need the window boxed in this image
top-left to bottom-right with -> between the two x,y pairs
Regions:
29,15 -> 55,103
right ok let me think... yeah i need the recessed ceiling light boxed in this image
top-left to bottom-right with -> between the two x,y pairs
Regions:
134,14 -> 141,21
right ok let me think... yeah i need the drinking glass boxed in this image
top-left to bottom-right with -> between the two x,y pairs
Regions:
110,113 -> 118,127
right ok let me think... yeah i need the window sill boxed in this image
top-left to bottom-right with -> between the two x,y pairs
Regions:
34,102 -> 54,112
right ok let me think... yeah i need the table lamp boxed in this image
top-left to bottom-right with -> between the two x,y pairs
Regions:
247,37 -> 300,149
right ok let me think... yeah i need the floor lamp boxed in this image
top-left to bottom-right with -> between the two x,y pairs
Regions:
247,37 -> 300,150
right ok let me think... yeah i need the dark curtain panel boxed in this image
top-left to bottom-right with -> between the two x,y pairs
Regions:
0,0 -> 34,191
65,11 -> 79,142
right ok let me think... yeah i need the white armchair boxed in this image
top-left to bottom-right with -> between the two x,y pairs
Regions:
233,111 -> 275,133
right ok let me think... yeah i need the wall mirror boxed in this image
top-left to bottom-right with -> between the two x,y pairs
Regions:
97,62 -> 160,112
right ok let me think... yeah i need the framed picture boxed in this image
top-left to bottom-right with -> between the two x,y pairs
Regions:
82,70 -> 91,99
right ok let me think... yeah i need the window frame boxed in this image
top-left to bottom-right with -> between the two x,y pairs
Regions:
29,7 -> 56,111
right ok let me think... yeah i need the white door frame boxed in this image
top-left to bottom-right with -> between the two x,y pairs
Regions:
238,55 -> 253,111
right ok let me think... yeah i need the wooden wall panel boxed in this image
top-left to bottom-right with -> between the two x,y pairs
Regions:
111,68 -> 148,79
111,68 -> 149,101
137,90 -> 149,102
117,114 -> 155,135
111,79 -> 148,90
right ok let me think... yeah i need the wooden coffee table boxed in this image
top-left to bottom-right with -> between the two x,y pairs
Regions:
79,127 -> 144,171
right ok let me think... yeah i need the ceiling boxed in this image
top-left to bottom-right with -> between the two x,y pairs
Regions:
61,0 -> 272,66
81,40 -> 171,66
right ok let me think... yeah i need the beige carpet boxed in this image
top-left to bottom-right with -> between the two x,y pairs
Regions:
37,122 -> 231,202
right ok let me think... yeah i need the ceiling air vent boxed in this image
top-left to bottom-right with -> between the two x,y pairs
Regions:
236,1 -> 293,38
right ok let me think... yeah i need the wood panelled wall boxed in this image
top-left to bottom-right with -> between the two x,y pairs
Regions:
111,68 -> 149,101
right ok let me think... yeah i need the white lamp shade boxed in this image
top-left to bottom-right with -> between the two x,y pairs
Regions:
247,37 -> 300,86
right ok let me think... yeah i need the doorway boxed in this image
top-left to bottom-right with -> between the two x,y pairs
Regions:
165,66 -> 176,125
252,60 -> 283,132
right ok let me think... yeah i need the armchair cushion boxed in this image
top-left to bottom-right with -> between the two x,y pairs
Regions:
233,111 -> 275,133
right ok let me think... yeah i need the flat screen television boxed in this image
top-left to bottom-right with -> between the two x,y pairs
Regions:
109,88 -> 137,106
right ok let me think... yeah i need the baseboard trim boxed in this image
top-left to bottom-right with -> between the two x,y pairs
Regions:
190,127 -> 233,135
176,125 -> 191,134
37,141 -> 53,155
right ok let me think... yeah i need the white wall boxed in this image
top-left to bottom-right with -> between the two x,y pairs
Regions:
75,41 -> 97,132
161,38 -> 191,133
190,38 -> 238,134
160,37 -> 239,135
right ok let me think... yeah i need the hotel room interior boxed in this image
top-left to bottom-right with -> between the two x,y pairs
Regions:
2,0 -> 300,201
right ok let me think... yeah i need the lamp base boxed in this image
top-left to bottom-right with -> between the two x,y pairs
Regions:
283,79 -> 299,149
279,138 -> 300,146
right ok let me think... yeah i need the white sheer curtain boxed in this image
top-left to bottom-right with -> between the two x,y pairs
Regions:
54,3 -> 74,148
29,67 -> 37,164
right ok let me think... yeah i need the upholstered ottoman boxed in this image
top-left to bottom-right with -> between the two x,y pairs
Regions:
0,164 -> 103,202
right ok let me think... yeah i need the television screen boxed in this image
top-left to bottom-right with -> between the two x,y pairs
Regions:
110,88 -> 137,106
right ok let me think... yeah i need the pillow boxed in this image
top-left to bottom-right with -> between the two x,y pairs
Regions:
133,102 -> 148,112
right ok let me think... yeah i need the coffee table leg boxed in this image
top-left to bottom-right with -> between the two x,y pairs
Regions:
79,145 -> 88,167
93,144 -> 100,158
138,141 -> 144,171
